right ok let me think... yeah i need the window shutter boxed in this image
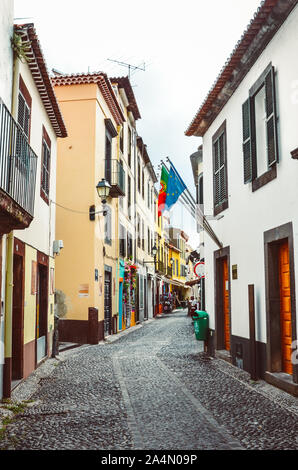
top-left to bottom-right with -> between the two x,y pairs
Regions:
17,93 -> 30,138
265,66 -> 278,167
213,141 -> 220,206
242,98 -> 254,183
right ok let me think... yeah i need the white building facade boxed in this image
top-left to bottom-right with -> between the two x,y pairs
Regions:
135,137 -> 157,321
186,0 -> 298,395
0,0 -> 14,400
1,23 -> 67,398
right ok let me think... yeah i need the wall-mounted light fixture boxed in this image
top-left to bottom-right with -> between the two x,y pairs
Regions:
90,178 -> 111,221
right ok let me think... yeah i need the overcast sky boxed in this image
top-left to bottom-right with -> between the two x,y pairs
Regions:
14,0 -> 261,247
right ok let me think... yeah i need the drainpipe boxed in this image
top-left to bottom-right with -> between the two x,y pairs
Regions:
3,231 -> 14,398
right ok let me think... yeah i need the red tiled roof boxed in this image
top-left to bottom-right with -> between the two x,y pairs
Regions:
136,136 -> 157,182
14,24 -> 67,138
110,76 -> 141,120
51,72 -> 125,126
185,0 -> 298,137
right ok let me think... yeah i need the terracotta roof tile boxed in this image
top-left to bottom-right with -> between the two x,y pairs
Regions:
51,72 -> 125,125
14,24 -> 67,138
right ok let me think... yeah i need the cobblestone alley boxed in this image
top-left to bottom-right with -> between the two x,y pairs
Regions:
1,310 -> 298,450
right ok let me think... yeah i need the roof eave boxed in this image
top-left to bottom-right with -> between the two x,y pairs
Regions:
186,0 -> 298,137
14,24 -> 67,138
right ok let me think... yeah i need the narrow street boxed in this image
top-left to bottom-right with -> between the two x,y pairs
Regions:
1,310 -> 298,450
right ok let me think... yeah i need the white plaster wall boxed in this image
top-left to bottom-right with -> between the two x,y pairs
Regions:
202,4 -> 298,344
0,0 -> 13,109
13,60 -> 58,258
135,150 -> 155,276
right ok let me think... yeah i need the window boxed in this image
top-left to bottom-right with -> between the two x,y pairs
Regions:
138,159 -> 141,192
105,131 -> 112,184
127,231 -> 133,259
142,220 -> 145,251
16,76 -> 32,164
139,276 -> 144,308
41,126 -> 51,203
148,228 -> 150,253
17,76 -> 31,140
120,126 -> 124,153
242,63 -> 278,191
176,260 -> 179,277
119,224 -> 126,257
212,120 -> 228,215
142,168 -> 145,199
128,127 -> 132,167
104,205 -> 112,245
18,93 -> 30,138
137,214 -> 141,248
128,175 -> 131,219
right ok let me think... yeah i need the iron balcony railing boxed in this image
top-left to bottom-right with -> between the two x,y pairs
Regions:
105,159 -> 125,197
0,99 -> 37,216
157,260 -> 166,275
166,266 -> 173,278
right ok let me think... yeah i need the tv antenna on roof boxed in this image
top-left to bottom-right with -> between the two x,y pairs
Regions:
14,17 -> 34,21
107,58 -> 145,79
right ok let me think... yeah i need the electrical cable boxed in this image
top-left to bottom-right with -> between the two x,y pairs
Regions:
50,199 -> 105,216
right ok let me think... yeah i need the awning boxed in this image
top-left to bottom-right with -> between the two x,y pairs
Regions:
169,279 -> 187,288
185,279 -> 201,286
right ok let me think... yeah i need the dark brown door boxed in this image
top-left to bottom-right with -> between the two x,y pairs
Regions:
36,264 -> 48,363
104,270 -> 112,336
12,254 -> 24,380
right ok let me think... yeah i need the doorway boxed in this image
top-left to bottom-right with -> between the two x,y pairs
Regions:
12,252 -> 24,381
104,268 -> 112,336
279,241 -> 292,375
214,247 -> 231,352
36,263 -> 48,363
264,222 -> 297,382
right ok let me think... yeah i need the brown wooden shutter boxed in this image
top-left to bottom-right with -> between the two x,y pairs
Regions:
213,140 -> 220,206
242,98 -> 254,183
265,66 -> 278,167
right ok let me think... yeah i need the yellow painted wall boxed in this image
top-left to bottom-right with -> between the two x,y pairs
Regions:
55,85 -> 97,321
54,83 -> 119,323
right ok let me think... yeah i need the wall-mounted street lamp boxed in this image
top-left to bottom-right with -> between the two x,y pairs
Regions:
169,257 -> 174,266
90,178 -> 111,220
96,178 -> 111,204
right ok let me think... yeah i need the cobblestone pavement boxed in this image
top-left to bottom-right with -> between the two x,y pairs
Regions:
1,310 -> 298,450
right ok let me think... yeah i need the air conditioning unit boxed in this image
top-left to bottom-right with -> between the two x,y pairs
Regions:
53,240 -> 64,255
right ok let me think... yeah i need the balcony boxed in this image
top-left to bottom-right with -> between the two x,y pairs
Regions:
166,266 -> 173,278
0,99 -> 37,233
105,159 -> 125,198
156,260 -> 166,275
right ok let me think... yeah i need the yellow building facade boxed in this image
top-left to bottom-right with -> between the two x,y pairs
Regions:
53,73 -> 125,343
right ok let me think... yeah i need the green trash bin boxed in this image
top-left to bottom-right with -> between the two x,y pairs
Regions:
193,310 -> 209,341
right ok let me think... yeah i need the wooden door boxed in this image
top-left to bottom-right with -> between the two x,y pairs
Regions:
36,264 -> 48,363
12,254 -> 24,380
223,258 -> 230,351
279,241 -> 292,375
104,271 -> 112,336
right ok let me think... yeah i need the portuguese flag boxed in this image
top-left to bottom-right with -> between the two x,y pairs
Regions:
157,165 -> 169,217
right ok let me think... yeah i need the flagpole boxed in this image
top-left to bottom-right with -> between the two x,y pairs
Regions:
160,158 -> 196,216
163,157 -> 223,249
165,156 -> 196,206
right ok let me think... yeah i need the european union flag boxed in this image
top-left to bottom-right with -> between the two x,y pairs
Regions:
165,164 -> 187,211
